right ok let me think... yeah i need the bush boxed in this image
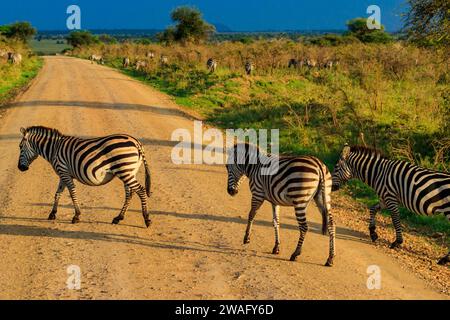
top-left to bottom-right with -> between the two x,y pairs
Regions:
66,30 -> 99,48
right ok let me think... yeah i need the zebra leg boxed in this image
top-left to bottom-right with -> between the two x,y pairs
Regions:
290,206 -> 308,261
369,203 -> 382,242
63,177 -> 82,224
385,201 -> 403,248
243,196 -> 264,244
135,184 -> 151,228
437,252 -> 449,265
271,204 -> 281,254
112,185 -> 133,225
48,179 -> 66,220
325,213 -> 336,267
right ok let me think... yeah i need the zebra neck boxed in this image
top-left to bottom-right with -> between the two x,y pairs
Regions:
32,135 -> 62,162
350,154 -> 387,190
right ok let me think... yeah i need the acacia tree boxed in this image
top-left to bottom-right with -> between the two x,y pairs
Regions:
346,18 -> 393,43
0,22 -> 36,42
158,6 -> 215,44
403,0 -> 449,46
66,30 -> 99,48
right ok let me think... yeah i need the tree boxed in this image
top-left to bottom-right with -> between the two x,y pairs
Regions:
0,22 -> 36,42
158,6 -> 215,44
346,18 -> 393,43
98,34 -> 117,44
403,0 -> 449,46
66,30 -> 99,47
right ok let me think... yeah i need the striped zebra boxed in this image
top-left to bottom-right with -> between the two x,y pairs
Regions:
288,58 -> 302,68
206,58 -> 217,73
123,57 -> 130,68
135,60 -> 147,71
226,143 -> 335,266
160,55 -> 169,66
245,61 -> 254,75
89,54 -> 104,64
18,126 -> 152,227
8,52 -> 22,65
332,145 -> 450,265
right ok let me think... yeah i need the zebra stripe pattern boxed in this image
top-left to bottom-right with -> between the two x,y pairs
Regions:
332,145 -> 450,265
206,58 -> 217,73
226,143 -> 335,266
18,126 -> 152,227
245,61 -> 254,75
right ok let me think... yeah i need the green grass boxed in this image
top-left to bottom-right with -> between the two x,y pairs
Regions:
100,54 -> 448,242
29,39 -> 71,55
0,57 -> 43,104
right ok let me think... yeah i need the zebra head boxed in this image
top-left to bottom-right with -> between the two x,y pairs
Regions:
225,144 -> 254,196
18,127 -> 38,172
331,144 -> 353,191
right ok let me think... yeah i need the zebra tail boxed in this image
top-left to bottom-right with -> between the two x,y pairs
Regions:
138,144 -> 151,197
144,159 -> 151,197
320,167 -> 329,235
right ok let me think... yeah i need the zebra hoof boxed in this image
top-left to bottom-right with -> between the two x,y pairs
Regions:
272,246 -> 280,255
144,219 -> 152,228
370,232 -> 379,242
112,217 -> 123,225
243,237 -> 250,245
289,254 -> 298,262
325,258 -> 334,267
48,212 -> 56,220
71,217 -> 80,224
389,241 -> 402,249
437,256 -> 449,265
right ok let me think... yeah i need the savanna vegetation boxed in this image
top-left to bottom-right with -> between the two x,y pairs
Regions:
69,4 -> 450,238
0,23 -> 42,105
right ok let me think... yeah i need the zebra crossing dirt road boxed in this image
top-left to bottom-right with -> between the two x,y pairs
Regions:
0,56 -> 446,299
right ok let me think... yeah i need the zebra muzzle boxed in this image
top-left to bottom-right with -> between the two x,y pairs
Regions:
227,187 -> 238,196
18,164 -> 29,172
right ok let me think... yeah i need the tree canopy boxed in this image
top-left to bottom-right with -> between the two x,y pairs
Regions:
346,18 -> 393,44
66,30 -> 99,48
403,0 -> 449,46
0,22 -> 36,42
158,6 -> 215,44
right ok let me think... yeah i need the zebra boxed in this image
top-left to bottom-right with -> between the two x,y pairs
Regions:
323,60 -> 334,69
8,52 -> 22,65
123,57 -> 130,68
306,59 -> 317,68
226,143 -> 335,266
135,60 -> 147,71
89,54 -> 104,64
206,58 -> 217,73
331,144 -> 450,265
160,55 -> 168,66
17,126 -> 152,227
245,61 -> 254,75
288,58 -> 301,68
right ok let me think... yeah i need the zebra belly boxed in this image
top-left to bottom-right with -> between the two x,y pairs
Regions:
76,169 -> 115,186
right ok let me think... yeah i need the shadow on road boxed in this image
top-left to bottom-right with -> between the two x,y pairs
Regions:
5,100 -> 197,120
19,202 -> 370,243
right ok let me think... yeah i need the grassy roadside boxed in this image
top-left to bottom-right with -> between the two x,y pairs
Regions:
0,56 -> 43,106
99,54 -> 449,244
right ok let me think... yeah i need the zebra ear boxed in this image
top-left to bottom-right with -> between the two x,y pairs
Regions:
20,127 -> 26,136
342,144 -> 351,158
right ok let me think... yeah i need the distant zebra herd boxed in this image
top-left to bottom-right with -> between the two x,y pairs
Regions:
106,53 -> 337,75
17,124 -> 449,266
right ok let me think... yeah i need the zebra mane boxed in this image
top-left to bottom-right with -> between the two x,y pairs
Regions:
350,145 -> 387,159
26,126 -> 63,137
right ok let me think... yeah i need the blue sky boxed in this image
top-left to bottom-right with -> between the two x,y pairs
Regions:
1,0 -> 407,31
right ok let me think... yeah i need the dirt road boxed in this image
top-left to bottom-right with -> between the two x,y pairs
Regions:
0,56 -> 446,299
